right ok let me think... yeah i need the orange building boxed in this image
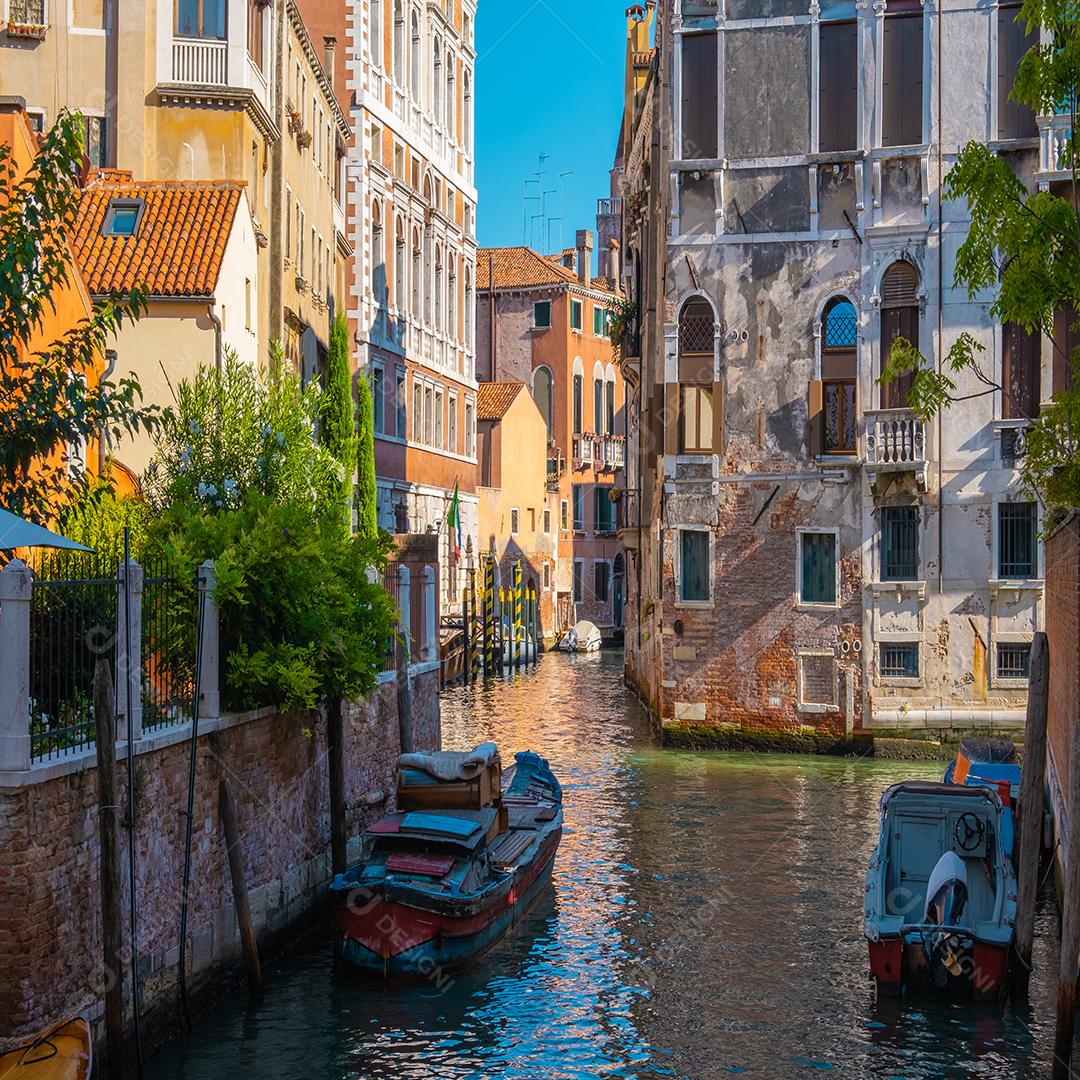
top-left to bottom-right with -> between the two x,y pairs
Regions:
0,103 -> 105,506
477,233 -> 627,637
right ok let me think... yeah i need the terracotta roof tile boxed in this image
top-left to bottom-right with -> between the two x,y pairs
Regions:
71,175 -> 244,297
478,246 -> 620,298
477,381 -> 525,421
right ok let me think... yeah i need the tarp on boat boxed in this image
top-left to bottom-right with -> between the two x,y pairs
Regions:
399,742 -> 500,782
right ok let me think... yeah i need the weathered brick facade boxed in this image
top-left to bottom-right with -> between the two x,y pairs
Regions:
0,673 -> 439,1045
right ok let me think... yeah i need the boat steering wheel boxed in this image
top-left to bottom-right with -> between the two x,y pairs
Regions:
955,812 -> 985,852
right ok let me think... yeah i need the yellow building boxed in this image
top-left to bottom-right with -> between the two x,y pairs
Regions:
0,0 -> 350,376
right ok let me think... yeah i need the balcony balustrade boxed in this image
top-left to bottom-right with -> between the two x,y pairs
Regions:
1038,113 -> 1075,181
863,409 -> 928,493
172,38 -> 228,86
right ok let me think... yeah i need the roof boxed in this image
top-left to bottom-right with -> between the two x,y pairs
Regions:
476,382 -> 526,422
71,171 -> 244,297
478,245 -> 621,298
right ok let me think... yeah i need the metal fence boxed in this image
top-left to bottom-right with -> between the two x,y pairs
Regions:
381,565 -> 401,673
28,552 -> 118,763
141,557 -> 196,733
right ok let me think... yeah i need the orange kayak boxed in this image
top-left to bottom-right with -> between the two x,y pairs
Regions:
0,1018 -> 92,1080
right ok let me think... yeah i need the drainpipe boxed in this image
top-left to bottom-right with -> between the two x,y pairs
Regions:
936,0 -> 944,596
207,302 -> 223,373
268,0 -> 286,345
488,253 -> 496,381
98,348 -> 118,475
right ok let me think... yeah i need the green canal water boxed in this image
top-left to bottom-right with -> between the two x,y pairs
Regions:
150,650 -> 1063,1079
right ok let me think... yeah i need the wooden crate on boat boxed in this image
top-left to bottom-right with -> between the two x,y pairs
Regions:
396,761 -> 502,811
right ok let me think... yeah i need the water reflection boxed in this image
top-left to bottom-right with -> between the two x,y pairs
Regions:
151,651 -> 1061,1079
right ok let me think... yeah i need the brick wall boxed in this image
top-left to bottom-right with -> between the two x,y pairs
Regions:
1047,515 -> 1080,824
0,671 -> 439,1044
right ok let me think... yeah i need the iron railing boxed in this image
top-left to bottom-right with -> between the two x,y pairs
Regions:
28,553 -> 117,762
141,557 -> 196,732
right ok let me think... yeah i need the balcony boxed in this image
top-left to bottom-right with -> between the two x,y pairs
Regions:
1038,114 -> 1074,182
546,451 -> 566,493
618,490 -> 640,552
863,409 -> 927,493
172,38 -> 228,85
573,434 -> 595,468
601,435 -> 626,469
597,197 -> 623,218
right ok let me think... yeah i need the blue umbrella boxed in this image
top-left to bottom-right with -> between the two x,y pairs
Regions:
0,507 -> 94,551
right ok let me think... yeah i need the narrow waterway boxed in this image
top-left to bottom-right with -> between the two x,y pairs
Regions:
151,651 -> 1062,1079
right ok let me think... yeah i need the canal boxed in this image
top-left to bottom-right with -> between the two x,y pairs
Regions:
151,650 -> 1063,1079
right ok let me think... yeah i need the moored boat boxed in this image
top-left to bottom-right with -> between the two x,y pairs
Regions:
944,738 -> 1021,859
556,620 -> 602,653
0,1017 -> 92,1080
865,781 -> 1016,1000
330,743 -> 562,979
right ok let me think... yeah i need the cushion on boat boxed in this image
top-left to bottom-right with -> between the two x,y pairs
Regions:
398,742 -> 500,782
385,852 -> 456,876
401,812 -> 482,839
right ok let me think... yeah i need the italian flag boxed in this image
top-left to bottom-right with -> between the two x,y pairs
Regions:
447,482 -> 462,561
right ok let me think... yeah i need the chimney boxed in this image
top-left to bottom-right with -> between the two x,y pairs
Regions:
576,229 -> 593,289
608,238 -> 621,293
323,36 -> 337,89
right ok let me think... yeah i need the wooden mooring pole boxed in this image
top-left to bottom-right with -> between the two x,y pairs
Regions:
327,697 -> 347,876
1014,632 -> 1048,994
218,778 -> 264,997
94,660 -> 125,1080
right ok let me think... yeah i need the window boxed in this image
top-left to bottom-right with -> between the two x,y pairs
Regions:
606,379 -> 615,437
998,3 -> 1037,140
679,528 -> 710,604
593,377 -> 603,434
543,563 -> 551,589
244,278 -> 252,331
396,369 -> 407,438
570,299 -> 583,332
799,652 -> 837,708
572,485 -> 585,531
285,189 -> 292,258
84,115 -> 106,168
593,306 -> 608,336
881,642 -> 919,679
880,263 -> 918,409
573,560 -> 584,603
819,20 -> 857,153
393,0 -> 405,85
594,488 -> 614,533
434,389 -> 444,448
533,301 -> 551,329
594,562 -> 609,603
448,394 -> 458,454
799,531 -> 838,606
412,228 -> 422,316
882,2 -> 924,147
999,502 -> 1038,579
997,642 -> 1031,681
12,0 -> 46,26
681,31 -> 718,158
561,500 -> 568,530
572,374 -> 583,434
101,199 -> 142,237
881,506 -> 919,581
176,0 -> 225,39
413,383 -> 422,441
371,365 -> 385,434
371,0 -> 383,68
532,367 -> 554,440
465,401 -> 474,457
510,508 -> 519,534
424,386 -> 434,445
371,201 -> 383,301
543,508 -> 551,534
395,220 -> 406,310
1002,320 -> 1041,419
816,297 -> 858,454
679,386 -> 714,454
247,0 -> 265,69
410,11 -> 421,100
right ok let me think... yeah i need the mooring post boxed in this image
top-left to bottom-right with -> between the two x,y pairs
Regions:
327,695 -> 347,876
482,559 -> 494,679
219,778 -> 264,997
1054,670 -> 1080,1078
1014,632 -> 1048,993
94,660 -> 125,1079
396,564 -> 414,753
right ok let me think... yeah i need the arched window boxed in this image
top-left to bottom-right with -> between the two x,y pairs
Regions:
410,10 -> 421,101
434,245 -> 444,332
371,0 -> 383,70
394,216 -> 405,311
678,297 -> 715,454
593,362 -> 605,434
424,228 -> 434,324
446,49 -> 455,134
371,200 -> 384,305
532,365 -> 554,440
605,363 -> 617,436
880,262 -> 919,409
819,296 -> 858,454
411,226 -> 422,317
464,267 -> 473,349
572,357 -> 584,434
393,1 -> 404,86
447,255 -> 457,340
463,69 -> 472,149
433,38 -> 442,120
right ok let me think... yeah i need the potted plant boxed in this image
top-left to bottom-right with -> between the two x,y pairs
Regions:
297,129 -> 312,150
7,19 -> 47,39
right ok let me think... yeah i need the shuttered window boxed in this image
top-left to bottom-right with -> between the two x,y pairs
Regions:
679,529 -> 710,603
882,11 -> 924,147
819,21 -> 857,152
880,263 -> 919,409
821,298 -> 858,452
1002,321 -> 1041,418
681,32 -> 718,159
799,531 -> 838,605
998,3 -> 1037,140
1053,305 -> 1079,395
679,385 -> 714,453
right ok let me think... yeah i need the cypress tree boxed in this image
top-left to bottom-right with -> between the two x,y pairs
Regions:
321,315 -> 358,529
355,363 -> 379,540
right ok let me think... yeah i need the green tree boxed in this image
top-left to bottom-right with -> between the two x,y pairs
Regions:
0,109 -> 156,523
320,314 -> 357,532
881,0 -> 1080,509
356,365 -> 378,539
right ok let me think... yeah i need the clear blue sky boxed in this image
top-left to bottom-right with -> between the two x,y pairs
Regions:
474,2 -> 627,257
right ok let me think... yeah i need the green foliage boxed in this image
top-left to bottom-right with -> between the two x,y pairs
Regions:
607,297 -> 638,359
879,1 -> 1080,509
145,345 -> 341,519
356,367 -> 378,540
149,493 -> 396,712
0,109 -> 157,523
57,479 -> 152,561
320,314 -> 357,531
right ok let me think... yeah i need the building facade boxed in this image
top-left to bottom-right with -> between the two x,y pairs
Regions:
622,0 -> 1049,737
347,0 -> 480,608
477,235 -> 628,637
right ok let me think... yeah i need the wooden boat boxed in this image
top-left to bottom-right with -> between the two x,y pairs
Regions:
865,781 -> 1017,1000
0,1017 -> 92,1079
556,620 -> 602,653
330,744 -> 562,979
944,738 -> 1021,860
439,622 -> 466,686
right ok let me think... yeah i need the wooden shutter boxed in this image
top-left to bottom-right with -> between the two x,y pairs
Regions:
1002,321 -> 1040,418
712,380 -> 725,456
820,22 -> 857,153
808,380 -> 824,457
998,4 -> 1037,140
883,15 -> 923,146
664,382 -> 680,456
681,32 -> 718,159
1054,305 -> 1079,395
881,305 -> 917,409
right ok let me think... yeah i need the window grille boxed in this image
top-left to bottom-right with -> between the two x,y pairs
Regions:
999,502 -> 1037,578
881,506 -> 919,581
997,642 -> 1031,680
679,299 -> 714,355
881,642 -> 919,679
